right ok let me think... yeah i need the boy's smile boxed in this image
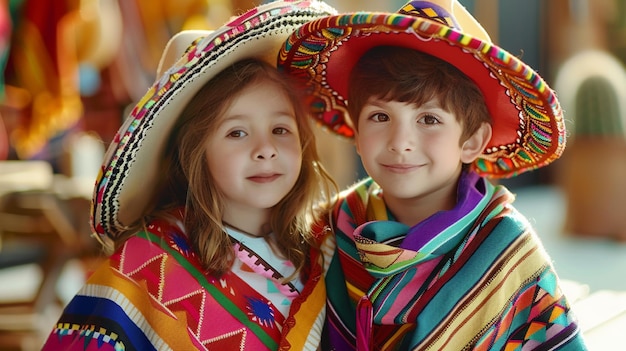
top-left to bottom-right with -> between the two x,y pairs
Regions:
382,163 -> 424,173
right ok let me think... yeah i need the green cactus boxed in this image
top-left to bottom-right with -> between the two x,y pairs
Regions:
574,75 -> 624,136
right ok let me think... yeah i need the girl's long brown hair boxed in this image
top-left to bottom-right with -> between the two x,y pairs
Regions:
124,59 -> 335,278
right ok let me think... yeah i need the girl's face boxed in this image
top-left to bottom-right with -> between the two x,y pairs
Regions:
205,79 -> 302,228
355,97 -> 479,222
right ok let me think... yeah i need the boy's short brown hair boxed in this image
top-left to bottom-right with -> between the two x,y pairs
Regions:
347,46 -> 491,143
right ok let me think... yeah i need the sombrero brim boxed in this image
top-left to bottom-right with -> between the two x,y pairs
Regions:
279,11 -> 565,178
92,1 -> 337,238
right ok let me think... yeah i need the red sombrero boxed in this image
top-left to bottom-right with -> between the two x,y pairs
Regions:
278,0 -> 565,178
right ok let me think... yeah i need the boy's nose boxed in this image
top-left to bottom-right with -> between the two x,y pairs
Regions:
388,125 -> 415,152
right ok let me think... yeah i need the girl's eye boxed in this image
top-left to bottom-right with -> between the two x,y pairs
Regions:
273,127 -> 289,135
419,114 -> 440,125
370,112 -> 390,122
228,130 -> 247,138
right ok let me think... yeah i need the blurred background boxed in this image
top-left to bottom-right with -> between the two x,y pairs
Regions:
1,0 -> 626,350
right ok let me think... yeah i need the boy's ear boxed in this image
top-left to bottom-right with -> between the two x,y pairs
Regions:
461,122 -> 492,163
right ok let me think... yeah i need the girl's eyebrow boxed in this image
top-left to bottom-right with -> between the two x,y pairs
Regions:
270,110 -> 298,120
220,114 -> 246,122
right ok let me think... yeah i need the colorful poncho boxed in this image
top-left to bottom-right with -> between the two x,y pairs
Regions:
41,210 -> 333,350
322,172 -> 588,350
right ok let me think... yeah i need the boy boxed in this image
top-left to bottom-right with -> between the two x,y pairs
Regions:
279,1 -> 588,350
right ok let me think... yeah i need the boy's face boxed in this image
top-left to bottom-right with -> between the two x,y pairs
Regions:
355,97 -> 479,207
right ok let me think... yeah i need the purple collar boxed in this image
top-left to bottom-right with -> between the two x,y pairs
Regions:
400,171 -> 486,251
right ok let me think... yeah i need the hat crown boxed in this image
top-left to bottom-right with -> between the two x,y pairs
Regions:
399,1 -> 459,28
399,0 -> 491,42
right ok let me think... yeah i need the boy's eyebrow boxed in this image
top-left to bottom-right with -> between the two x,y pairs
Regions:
419,100 -> 444,109
363,100 -> 383,107
365,98 -> 445,110
364,97 -> 388,106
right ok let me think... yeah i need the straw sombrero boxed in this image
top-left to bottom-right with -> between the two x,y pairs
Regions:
91,0 -> 337,239
278,0 -> 565,178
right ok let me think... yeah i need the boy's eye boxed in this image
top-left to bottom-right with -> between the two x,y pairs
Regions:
370,113 -> 390,122
420,114 -> 440,125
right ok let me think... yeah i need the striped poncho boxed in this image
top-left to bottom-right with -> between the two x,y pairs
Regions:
41,210 -> 332,350
322,172 -> 588,350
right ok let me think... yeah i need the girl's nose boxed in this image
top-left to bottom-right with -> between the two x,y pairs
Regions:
254,137 -> 278,160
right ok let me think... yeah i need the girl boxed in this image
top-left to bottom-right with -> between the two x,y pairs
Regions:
41,1 -> 337,350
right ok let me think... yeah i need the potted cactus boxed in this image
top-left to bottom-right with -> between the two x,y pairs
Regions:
554,50 -> 626,241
